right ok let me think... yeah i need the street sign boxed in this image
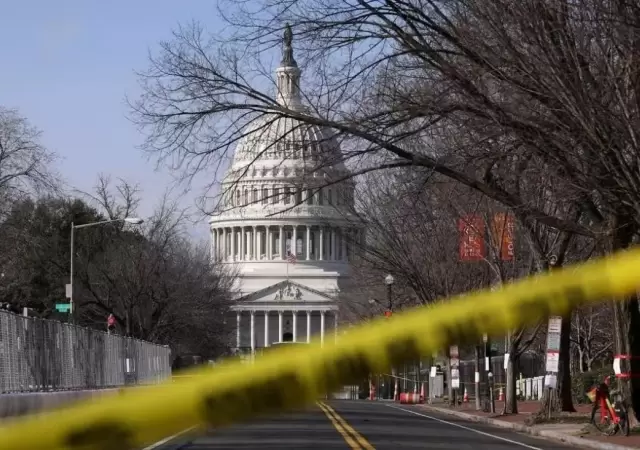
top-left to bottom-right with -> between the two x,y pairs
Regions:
55,303 -> 71,313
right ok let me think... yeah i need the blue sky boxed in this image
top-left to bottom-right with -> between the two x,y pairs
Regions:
0,1 -> 224,239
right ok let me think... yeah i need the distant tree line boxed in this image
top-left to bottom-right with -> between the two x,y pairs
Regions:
0,106 -> 234,361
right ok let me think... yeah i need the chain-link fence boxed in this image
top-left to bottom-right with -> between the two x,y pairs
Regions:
0,310 -> 171,393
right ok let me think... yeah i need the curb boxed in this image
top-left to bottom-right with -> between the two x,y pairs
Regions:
420,405 -> 637,450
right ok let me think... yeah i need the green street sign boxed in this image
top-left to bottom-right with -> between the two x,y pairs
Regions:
55,303 -> 71,313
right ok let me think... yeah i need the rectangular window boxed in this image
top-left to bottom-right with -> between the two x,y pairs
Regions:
284,186 -> 291,204
272,188 -> 280,204
262,188 -> 268,205
307,189 -> 314,205
296,188 -> 303,205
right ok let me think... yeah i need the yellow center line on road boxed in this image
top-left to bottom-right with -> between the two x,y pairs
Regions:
317,402 -> 376,450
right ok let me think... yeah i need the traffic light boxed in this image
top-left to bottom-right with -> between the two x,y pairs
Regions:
107,313 -> 116,333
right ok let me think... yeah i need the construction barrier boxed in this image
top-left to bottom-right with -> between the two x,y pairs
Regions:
1,248 -> 640,450
398,393 -> 424,404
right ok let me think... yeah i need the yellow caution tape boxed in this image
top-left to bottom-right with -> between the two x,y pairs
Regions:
1,248 -> 640,450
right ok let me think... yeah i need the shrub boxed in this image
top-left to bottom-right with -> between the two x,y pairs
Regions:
572,367 -> 615,404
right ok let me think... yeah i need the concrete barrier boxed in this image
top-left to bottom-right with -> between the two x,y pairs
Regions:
0,389 -> 120,420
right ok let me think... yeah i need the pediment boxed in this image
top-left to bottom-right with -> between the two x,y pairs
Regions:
238,281 -> 336,304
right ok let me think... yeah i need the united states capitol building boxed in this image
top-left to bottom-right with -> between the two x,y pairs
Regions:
209,27 -> 363,355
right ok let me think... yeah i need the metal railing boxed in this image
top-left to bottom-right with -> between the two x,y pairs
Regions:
0,310 -> 171,393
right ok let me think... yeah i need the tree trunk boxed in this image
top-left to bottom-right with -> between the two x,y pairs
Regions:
611,215 -> 640,425
536,313 -> 575,418
559,314 -> 576,412
475,345 -> 482,410
505,353 -> 519,414
613,296 -> 640,427
446,357 -> 453,406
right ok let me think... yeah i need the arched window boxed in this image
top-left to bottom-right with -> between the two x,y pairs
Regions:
252,188 -> 258,204
328,188 -> 333,205
272,187 -> 280,204
235,190 -> 241,206
244,189 -> 249,206
262,187 -> 268,205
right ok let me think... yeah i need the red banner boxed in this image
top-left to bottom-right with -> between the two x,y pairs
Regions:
491,213 -> 515,261
458,215 -> 485,261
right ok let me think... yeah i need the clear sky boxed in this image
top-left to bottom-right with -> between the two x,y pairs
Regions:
0,1 -> 224,240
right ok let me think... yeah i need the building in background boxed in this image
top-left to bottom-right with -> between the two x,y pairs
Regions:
209,26 -> 363,356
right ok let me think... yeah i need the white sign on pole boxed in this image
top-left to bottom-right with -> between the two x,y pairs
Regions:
548,316 -> 562,334
474,372 -> 480,383
451,378 -> 460,389
65,283 -> 72,299
545,351 -> 559,373
430,366 -> 437,377
504,353 -> 510,370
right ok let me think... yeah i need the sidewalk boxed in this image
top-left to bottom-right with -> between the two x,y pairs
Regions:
421,400 -> 640,449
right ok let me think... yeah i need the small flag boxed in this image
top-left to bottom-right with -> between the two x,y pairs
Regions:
287,251 -> 297,264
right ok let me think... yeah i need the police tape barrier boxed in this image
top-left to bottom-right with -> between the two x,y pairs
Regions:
2,248 -> 640,450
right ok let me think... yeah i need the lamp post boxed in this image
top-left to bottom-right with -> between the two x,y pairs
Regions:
385,274 -> 394,313
69,217 -> 144,323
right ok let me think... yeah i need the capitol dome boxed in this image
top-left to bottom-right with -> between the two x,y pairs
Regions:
209,24 -> 363,356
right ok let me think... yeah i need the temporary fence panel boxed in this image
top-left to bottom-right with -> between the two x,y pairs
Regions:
0,311 -> 171,393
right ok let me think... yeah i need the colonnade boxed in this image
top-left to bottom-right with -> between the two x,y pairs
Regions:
236,309 -> 338,353
212,225 -> 362,262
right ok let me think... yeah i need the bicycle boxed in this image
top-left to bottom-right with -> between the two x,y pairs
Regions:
588,376 -> 630,436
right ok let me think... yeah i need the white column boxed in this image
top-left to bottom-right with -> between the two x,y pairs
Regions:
292,311 -> 298,342
222,228 -> 227,259
231,227 -> 236,260
278,311 -> 284,343
279,225 -> 284,259
256,227 -> 261,260
319,228 -> 324,260
236,311 -> 241,349
341,228 -> 347,261
250,311 -> 255,353
306,226 -> 311,260
267,226 -> 272,260
253,226 -> 257,260
264,311 -> 270,347
306,311 -> 311,343
240,226 -> 246,261
292,225 -> 297,256
210,229 -> 215,259
320,311 -> 326,346
331,228 -> 337,260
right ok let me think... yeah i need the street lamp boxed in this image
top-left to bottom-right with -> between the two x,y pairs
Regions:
385,274 -> 394,312
69,217 -> 144,322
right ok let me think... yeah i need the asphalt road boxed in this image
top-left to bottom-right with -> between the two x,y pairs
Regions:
148,400 -> 576,450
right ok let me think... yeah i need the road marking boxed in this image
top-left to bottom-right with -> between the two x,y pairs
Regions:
141,426 -> 197,450
386,405 -> 544,450
321,402 -> 376,450
318,402 -> 363,449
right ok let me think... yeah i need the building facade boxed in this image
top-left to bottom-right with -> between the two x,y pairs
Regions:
209,26 -> 362,355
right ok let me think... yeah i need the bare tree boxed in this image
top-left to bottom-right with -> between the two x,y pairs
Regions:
74,177 -> 235,358
132,0 -> 640,419
572,303 -> 614,373
0,107 -> 59,215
